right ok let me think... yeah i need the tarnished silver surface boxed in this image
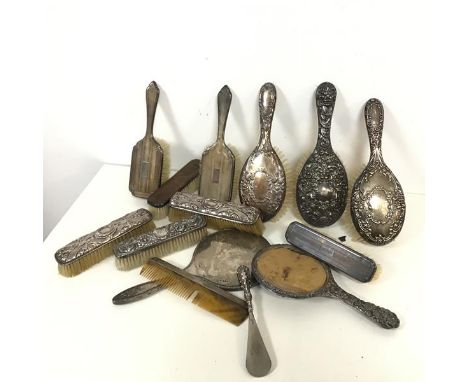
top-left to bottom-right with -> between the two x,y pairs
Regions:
170,191 -> 260,225
186,230 -> 269,290
237,265 -> 272,378
114,215 -> 205,259
296,82 -> 348,227
285,221 -> 376,283
252,245 -> 400,329
350,99 -> 406,245
239,83 -> 286,221
112,282 -> 165,305
199,85 -> 235,201
112,230 -> 270,305
55,209 -> 153,265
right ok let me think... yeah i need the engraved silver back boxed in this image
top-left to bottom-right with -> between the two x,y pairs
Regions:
296,82 -> 348,227
350,99 -> 406,245
170,192 -> 260,225
55,209 -> 153,265
114,215 -> 206,259
239,83 -> 286,221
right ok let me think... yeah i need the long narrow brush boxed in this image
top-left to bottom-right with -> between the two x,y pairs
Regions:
140,257 -> 248,326
147,159 -> 200,219
114,215 -> 207,270
168,192 -> 264,236
55,209 -> 155,277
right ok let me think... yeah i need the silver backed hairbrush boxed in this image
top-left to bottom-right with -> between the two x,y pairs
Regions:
169,191 -> 264,235
114,215 -> 207,270
54,209 -> 155,277
239,82 -> 286,221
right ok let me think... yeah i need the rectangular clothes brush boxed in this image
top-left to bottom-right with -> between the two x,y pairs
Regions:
147,159 -> 200,219
54,209 -> 155,277
140,257 -> 249,326
168,192 -> 264,235
114,215 -> 207,270
285,221 -> 377,282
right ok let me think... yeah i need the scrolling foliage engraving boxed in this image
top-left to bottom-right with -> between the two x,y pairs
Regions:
296,82 -> 348,227
170,192 -> 260,224
55,209 -> 153,264
115,215 -> 205,258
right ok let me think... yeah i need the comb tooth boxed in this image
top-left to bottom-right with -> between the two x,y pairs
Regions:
141,261 -> 248,325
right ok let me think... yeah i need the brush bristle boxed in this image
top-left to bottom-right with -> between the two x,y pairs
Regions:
168,208 -> 264,235
148,205 -> 170,220
228,144 -> 242,203
158,139 -> 171,184
148,175 -> 199,220
290,152 -> 311,222
335,162 -> 368,244
140,261 -> 248,325
370,263 -> 382,282
115,227 -> 208,270
181,175 -> 200,194
270,146 -> 293,222
58,221 -> 156,277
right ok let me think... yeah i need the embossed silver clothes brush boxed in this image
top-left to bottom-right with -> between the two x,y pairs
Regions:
285,221 -> 376,282
239,82 -> 286,221
350,99 -> 406,245
237,265 -> 272,378
168,191 -> 264,235
113,230 -> 269,304
55,209 -> 155,277
114,215 -> 207,270
296,82 -> 348,227
199,85 -> 235,201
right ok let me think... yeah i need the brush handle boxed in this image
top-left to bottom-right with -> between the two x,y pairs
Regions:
112,281 -> 165,305
365,98 -> 384,155
316,82 -> 336,145
146,81 -> 160,137
324,279 -> 400,329
237,265 -> 253,316
217,85 -> 232,142
258,83 -> 276,149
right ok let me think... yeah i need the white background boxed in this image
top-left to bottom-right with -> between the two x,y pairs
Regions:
44,0 -> 427,238
2,0 -> 467,381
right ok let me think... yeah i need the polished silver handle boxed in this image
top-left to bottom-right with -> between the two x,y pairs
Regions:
257,83 -> 276,151
316,82 -> 337,145
145,81 -> 160,137
237,265 -> 253,316
364,98 -> 384,153
217,85 -> 232,142
326,281 -> 400,329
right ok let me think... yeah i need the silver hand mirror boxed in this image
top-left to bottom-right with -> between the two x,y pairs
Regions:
296,82 -> 348,227
350,98 -> 406,245
252,244 -> 400,329
112,230 -> 269,304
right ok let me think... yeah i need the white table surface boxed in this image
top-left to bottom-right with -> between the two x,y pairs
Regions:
41,164 -> 425,382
